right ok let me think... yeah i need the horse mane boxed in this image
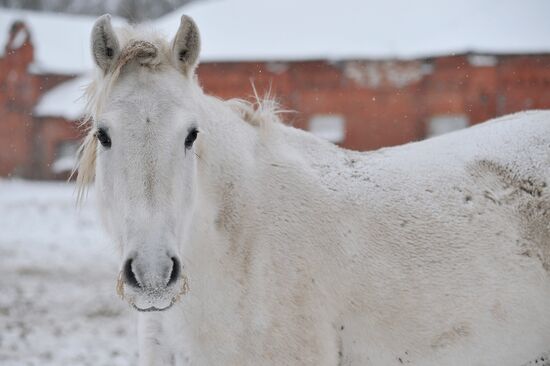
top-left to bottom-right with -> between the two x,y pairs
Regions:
74,25 -> 287,203
227,87 -> 289,129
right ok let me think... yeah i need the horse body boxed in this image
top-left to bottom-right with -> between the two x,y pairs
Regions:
80,15 -> 550,366
139,107 -> 550,365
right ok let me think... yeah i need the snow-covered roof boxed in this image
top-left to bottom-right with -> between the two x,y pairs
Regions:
34,74 -> 90,120
155,0 -> 550,61
0,9 -> 124,75
3,0 -> 550,75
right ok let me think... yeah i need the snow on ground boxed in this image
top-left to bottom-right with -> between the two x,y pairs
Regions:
0,180 -> 137,366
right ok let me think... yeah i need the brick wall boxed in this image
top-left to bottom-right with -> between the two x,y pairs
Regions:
0,22 -> 72,178
30,117 -> 81,179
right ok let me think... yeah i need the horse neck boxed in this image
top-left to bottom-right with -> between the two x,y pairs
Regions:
179,95 -> 266,284
195,96 -> 258,199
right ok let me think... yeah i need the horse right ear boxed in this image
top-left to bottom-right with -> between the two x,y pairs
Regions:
172,15 -> 201,76
91,14 -> 120,72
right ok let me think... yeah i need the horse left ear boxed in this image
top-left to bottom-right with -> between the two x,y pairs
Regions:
91,14 -> 120,72
172,15 -> 201,76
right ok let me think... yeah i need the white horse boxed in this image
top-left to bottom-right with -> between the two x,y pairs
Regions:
77,14 -> 550,366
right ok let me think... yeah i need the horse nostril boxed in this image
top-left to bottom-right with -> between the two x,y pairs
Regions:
123,258 -> 141,288
167,257 -> 181,287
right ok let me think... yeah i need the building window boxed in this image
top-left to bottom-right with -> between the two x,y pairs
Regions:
426,115 -> 469,138
52,141 -> 79,174
309,114 -> 346,143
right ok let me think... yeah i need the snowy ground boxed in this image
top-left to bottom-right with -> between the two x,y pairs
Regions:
0,180 -> 137,365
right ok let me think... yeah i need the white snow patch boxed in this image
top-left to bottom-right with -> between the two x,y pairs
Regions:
343,61 -> 427,88
309,115 -> 346,143
427,115 -> 470,137
265,62 -> 289,74
468,54 -> 499,67
34,74 -> 91,119
0,180 -> 137,365
10,27 -> 27,49
52,154 -> 76,174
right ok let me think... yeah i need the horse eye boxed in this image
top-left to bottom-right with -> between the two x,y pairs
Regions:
185,128 -> 198,149
96,128 -> 111,148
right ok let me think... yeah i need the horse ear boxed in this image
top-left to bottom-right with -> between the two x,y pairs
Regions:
172,15 -> 201,75
91,14 -> 120,72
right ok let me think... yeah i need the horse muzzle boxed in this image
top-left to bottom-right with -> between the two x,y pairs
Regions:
116,253 -> 189,311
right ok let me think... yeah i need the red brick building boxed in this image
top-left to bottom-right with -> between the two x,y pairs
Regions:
0,21 -> 74,178
1,3 -> 550,179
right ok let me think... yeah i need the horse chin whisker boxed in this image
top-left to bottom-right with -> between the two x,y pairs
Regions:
116,271 -> 125,300
171,273 -> 190,305
179,272 -> 190,297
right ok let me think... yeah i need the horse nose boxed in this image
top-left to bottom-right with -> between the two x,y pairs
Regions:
122,255 -> 181,290
167,257 -> 181,286
122,258 -> 141,288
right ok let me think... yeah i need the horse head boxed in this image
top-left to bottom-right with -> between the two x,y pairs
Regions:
78,14 -> 202,311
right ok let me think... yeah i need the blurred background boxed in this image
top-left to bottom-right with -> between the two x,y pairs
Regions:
0,0 -> 549,365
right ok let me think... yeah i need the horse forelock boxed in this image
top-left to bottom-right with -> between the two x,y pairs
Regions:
115,39 -> 161,71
